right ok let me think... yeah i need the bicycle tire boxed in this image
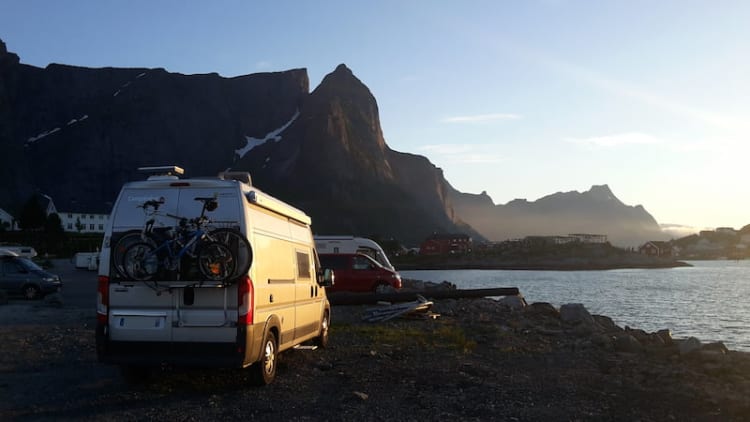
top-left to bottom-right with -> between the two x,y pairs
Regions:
207,228 -> 252,279
112,231 -> 150,278
197,241 -> 236,282
122,241 -> 159,281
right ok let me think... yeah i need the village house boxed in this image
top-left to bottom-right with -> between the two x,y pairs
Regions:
420,233 -> 472,255
0,208 -> 17,230
639,241 -> 673,257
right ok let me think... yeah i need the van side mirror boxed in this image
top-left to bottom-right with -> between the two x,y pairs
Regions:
318,268 -> 334,287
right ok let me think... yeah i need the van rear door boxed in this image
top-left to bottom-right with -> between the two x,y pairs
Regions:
108,185 -> 244,345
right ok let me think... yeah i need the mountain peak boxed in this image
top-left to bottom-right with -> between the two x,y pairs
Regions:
333,63 -> 353,75
587,184 -> 615,199
316,63 -> 364,93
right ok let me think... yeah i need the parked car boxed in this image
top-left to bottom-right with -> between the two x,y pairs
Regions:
319,253 -> 402,293
0,249 -> 62,299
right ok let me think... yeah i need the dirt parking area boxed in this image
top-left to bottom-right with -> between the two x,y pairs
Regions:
2,285 -> 750,421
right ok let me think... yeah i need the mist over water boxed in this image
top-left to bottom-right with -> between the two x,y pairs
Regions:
402,260 -> 750,351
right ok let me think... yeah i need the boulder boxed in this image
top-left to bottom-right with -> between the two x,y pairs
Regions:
524,302 -> 559,318
655,329 -> 673,345
497,295 -> 526,310
677,337 -> 703,355
614,334 -> 644,353
559,303 -> 594,326
592,314 -> 622,332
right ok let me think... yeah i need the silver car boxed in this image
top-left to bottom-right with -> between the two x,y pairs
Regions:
0,250 -> 62,299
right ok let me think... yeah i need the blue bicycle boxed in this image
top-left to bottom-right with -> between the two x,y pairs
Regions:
119,197 -> 251,282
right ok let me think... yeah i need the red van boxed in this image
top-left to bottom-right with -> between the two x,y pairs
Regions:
318,253 -> 402,293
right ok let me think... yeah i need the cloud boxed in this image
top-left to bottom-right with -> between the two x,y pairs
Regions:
565,132 -> 663,147
418,144 -> 504,163
442,113 -> 522,123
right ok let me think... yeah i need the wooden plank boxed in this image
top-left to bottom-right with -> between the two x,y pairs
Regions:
327,287 -> 520,306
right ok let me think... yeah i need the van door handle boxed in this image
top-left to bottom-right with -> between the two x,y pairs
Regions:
269,294 -> 274,303
310,286 -> 314,298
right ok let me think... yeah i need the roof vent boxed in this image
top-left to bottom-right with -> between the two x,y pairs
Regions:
138,165 -> 184,180
219,171 -> 252,185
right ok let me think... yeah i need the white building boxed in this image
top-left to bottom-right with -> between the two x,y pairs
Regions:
59,212 -> 110,233
568,233 -> 608,244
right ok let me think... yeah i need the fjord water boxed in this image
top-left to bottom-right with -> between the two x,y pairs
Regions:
402,260 -> 750,351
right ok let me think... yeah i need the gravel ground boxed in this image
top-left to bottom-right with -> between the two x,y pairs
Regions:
2,296 -> 750,421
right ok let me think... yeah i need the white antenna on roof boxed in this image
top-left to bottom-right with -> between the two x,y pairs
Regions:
138,165 -> 185,180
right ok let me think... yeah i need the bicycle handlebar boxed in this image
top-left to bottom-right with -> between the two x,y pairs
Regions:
138,199 -> 164,210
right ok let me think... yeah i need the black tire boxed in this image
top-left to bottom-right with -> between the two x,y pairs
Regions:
197,241 -> 236,281
112,231 -> 148,278
207,228 -> 252,279
22,284 -> 41,300
374,282 -> 390,293
252,330 -> 278,386
122,242 -> 159,281
313,310 -> 330,349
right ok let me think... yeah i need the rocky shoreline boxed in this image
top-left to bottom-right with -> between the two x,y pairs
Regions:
2,280 -> 749,420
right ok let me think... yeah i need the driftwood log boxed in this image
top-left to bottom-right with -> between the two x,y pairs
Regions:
327,287 -> 520,306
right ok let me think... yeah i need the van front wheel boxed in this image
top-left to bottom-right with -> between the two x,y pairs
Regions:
252,330 -> 277,386
313,311 -> 330,348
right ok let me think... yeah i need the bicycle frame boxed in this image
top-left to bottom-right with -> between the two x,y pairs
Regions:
146,226 -> 208,269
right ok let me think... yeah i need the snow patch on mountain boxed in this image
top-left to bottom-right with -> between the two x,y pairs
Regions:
235,110 -> 300,158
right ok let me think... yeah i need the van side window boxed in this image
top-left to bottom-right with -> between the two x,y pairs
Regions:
319,255 -> 348,270
296,251 -> 311,279
352,256 -> 372,270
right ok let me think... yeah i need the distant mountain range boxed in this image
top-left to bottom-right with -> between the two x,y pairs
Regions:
0,39 -> 666,246
449,184 -> 667,247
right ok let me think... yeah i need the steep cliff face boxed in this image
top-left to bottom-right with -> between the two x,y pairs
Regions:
236,64 -> 471,244
1,43 -> 471,244
0,40 -> 308,213
1,39 -> 665,247
450,184 -> 667,247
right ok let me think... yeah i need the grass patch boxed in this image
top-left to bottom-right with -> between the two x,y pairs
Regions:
334,322 -> 476,353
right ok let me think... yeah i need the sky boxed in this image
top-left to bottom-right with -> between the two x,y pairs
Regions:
2,0 -> 748,235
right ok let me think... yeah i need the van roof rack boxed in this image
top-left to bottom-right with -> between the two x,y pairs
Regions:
218,171 -> 252,185
138,165 -> 184,180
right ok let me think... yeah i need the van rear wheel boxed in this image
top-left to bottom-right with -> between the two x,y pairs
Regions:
252,330 -> 277,386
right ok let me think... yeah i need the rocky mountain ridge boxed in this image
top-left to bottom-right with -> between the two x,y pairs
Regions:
0,39 -> 665,246
449,184 -> 667,246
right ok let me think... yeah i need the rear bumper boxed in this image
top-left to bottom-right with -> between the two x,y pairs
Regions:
96,324 -> 254,368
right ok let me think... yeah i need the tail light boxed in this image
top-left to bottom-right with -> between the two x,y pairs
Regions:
237,275 -> 254,326
97,276 -> 109,324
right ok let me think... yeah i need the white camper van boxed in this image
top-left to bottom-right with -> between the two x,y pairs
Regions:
96,166 -> 332,385
314,236 -> 395,270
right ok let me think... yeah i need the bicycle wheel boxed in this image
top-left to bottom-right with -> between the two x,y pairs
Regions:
112,231 -> 147,278
197,241 -> 236,282
207,228 -> 252,279
122,242 -> 159,281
